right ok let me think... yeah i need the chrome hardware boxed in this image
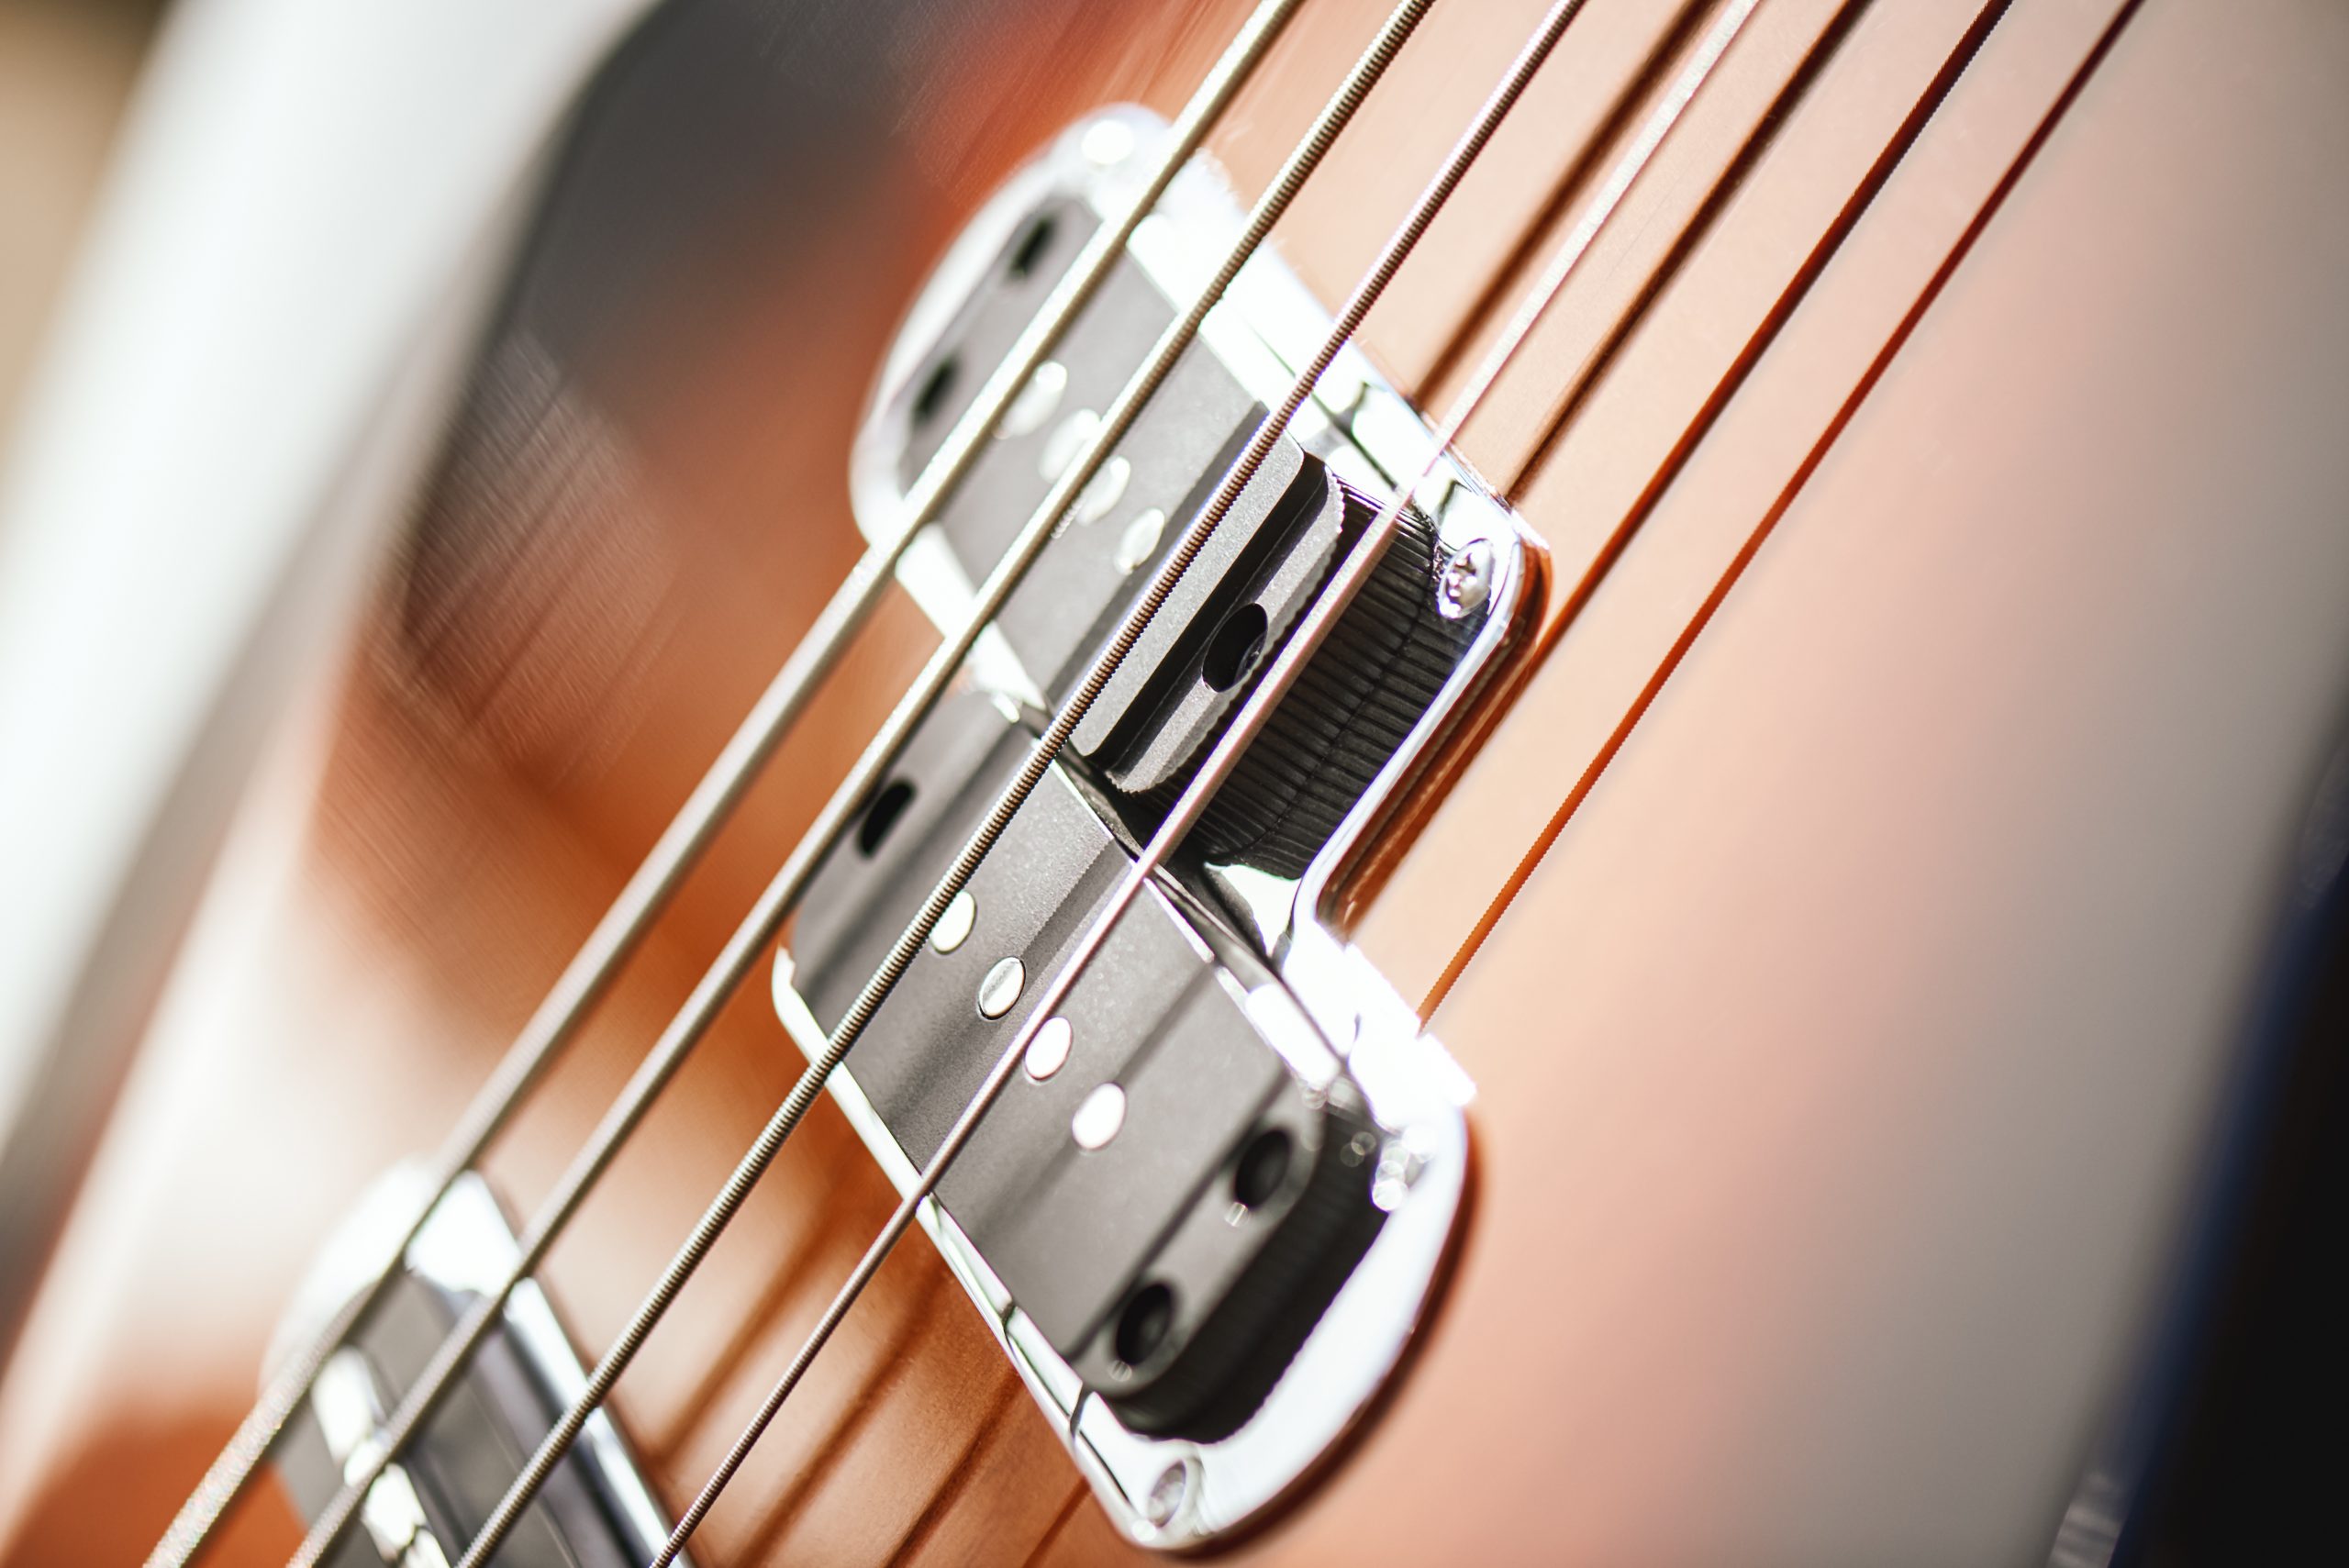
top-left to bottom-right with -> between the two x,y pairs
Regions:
931,887 -> 978,952
1437,537 -> 1495,619
976,954 -> 1027,1018
775,105 -> 1537,1550
270,1171 -> 683,1568
1144,1462 -> 1191,1529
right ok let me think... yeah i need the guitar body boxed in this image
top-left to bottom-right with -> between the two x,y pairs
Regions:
4,0 -> 2344,1562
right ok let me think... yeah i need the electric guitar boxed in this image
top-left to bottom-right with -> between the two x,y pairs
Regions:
1,0 -> 2343,1562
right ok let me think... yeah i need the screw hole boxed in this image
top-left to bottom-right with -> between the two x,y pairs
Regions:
856,778 -> 917,857
1200,603 -> 1268,693
1231,1127 -> 1293,1210
1008,214 -> 1058,280
910,354 -> 959,428
1114,1282 -> 1176,1367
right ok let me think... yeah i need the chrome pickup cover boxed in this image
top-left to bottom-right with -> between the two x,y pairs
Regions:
269,1173 -> 684,1568
771,107 -> 1540,1548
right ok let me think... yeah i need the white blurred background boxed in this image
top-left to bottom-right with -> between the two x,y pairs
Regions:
0,0 -> 164,442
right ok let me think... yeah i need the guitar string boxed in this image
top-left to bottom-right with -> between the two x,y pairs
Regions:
139,7 -> 1309,1564
281,3 -> 1441,1565
430,0 -> 1477,1550
462,0 -> 1691,1540
448,0 -> 1625,1540
641,0 -> 1760,1556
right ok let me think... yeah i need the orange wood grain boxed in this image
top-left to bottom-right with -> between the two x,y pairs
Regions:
1245,6 -> 2349,1560
1356,0 -> 2135,1005
1211,0 -> 1704,395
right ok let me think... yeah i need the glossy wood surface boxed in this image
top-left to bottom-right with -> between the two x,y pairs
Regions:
6,0 -> 2349,1562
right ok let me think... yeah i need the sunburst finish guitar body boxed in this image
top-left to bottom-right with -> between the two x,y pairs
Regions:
1,0 -> 2344,1564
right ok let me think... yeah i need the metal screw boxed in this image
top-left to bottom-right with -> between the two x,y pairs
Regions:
1074,455 -> 1131,525
1081,118 -> 1136,167
1436,538 -> 1494,619
1024,1016 -> 1074,1082
1113,507 -> 1166,574
1039,407 -> 1101,483
996,360 -> 1067,439
1371,1139 -> 1424,1213
1143,1462 -> 1189,1529
930,888 -> 976,953
976,956 -> 1025,1018
1071,1083 -> 1126,1150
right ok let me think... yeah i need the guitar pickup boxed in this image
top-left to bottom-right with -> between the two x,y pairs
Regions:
269,1174 -> 683,1568
775,105 -> 1540,1547
783,693 -> 1384,1440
